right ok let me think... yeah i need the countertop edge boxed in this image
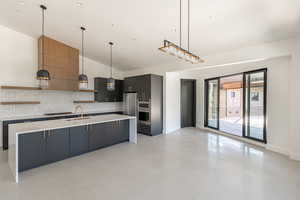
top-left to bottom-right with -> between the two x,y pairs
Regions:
1,110 -> 123,121
9,115 -> 136,135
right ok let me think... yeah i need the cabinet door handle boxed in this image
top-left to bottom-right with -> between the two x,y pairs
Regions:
43,131 -> 46,140
86,125 -> 89,132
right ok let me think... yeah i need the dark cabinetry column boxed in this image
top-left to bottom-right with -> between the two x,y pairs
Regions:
124,74 -> 163,136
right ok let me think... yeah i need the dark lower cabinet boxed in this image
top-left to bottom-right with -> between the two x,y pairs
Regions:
3,111 -> 122,150
46,129 -> 70,163
89,120 -> 129,151
18,120 -> 130,172
116,120 -> 129,143
69,126 -> 89,157
88,123 -> 108,151
19,131 -> 46,172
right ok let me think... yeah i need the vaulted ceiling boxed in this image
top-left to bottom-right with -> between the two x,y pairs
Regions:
1,0 -> 300,71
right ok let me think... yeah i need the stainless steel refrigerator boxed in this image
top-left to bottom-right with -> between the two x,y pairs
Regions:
123,92 -> 138,116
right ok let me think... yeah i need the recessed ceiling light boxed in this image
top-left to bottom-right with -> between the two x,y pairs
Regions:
76,1 -> 83,7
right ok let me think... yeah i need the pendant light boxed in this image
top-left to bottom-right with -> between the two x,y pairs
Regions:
158,0 -> 204,64
78,27 -> 88,89
37,5 -> 51,88
107,42 -> 115,91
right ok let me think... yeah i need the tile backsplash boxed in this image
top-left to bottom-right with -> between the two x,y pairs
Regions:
0,89 -> 123,118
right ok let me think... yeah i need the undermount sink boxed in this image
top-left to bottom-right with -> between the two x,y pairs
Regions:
66,117 -> 90,121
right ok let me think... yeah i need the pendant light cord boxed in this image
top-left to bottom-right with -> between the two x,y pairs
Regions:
188,0 -> 190,51
110,43 -> 113,78
179,0 -> 182,48
81,28 -> 85,74
41,5 -> 45,70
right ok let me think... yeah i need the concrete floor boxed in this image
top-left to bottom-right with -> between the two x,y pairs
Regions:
0,128 -> 299,200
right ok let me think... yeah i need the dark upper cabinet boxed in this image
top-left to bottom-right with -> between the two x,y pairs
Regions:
124,75 -> 151,101
70,126 -> 89,157
94,77 -> 124,102
19,131 -> 47,172
46,128 -> 70,163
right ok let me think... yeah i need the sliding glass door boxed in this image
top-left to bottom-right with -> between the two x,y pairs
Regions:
243,69 -> 267,142
219,74 -> 243,136
205,79 -> 219,129
204,69 -> 267,143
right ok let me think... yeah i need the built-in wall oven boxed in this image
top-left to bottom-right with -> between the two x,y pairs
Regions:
138,101 -> 150,124
138,101 -> 151,134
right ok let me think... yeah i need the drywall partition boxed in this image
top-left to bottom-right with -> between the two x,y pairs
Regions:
289,43 -> 300,161
164,72 -> 181,134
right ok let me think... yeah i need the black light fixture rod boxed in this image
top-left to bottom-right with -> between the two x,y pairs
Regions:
40,5 -> 46,70
81,27 -> 85,74
109,42 -> 113,78
179,0 -> 182,48
188,0 -> 190,51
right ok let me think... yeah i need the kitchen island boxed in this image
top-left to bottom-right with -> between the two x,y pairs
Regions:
8,114 -> 137,183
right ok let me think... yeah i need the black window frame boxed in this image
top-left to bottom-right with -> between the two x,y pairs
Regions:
204,68 -> 267,143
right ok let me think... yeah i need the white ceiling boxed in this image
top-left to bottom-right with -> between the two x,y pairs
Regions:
1,0 -> 300,71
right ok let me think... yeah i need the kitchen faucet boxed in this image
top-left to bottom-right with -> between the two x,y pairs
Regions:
74,105 -> 84,118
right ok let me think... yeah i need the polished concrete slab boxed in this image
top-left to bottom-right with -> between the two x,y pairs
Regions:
0,128 -> 299,200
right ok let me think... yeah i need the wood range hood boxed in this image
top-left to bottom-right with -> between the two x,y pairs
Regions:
38,36 -> 79,91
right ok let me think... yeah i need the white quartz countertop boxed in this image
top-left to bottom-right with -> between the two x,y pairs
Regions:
9,114 -> 136,135
0,110 -> 123,121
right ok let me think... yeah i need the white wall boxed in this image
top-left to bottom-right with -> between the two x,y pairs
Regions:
164,72 -> 181,134
181,57 -> 291,156
0,24 -> 125,147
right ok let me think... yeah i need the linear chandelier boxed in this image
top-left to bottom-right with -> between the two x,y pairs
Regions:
158,0 -> 204,64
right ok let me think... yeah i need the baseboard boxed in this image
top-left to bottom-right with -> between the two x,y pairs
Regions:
202,127 -> 265,147
266,145 -> 290,157
202,127 -> 300,162
165,127 -> 181,134
290,153 -> 300,161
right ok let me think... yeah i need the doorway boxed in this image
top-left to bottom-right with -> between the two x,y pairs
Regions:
181,79 -> 196,128
204,68 -> 267,143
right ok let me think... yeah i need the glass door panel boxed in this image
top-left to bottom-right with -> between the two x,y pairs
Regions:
219,75 -> 243,136
206,79 -> 219,129
244,70 -> 266,142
